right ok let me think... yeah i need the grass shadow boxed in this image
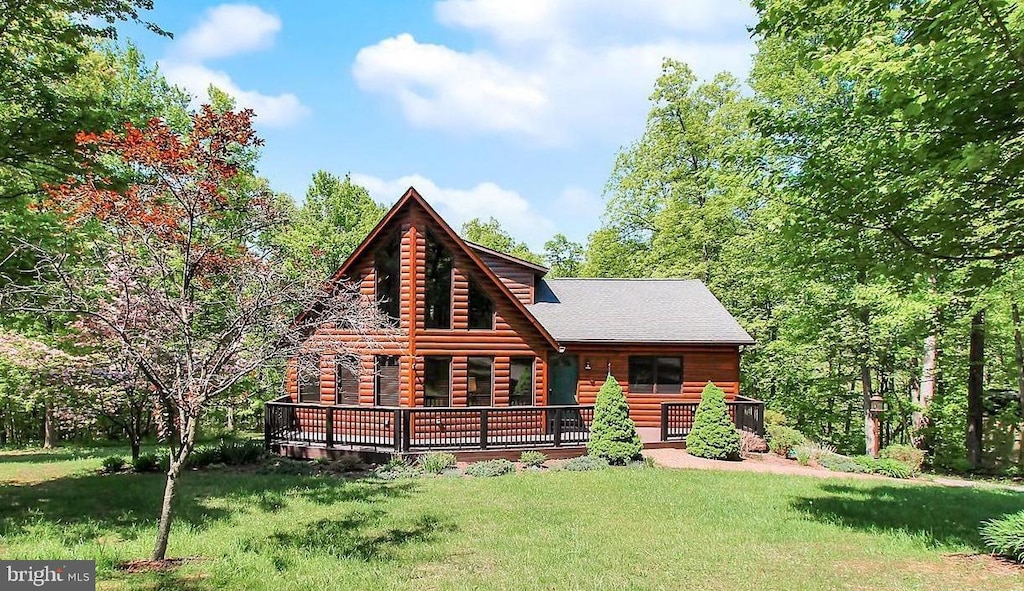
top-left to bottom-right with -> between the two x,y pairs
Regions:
0,447 -> 122,464
792,482 -> 1024,551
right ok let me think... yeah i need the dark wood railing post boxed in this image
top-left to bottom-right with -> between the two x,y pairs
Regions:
325,407 -> 334,448
660,403 -> 669,442
263,403 -> 272,449
400,409 -> 412,452
393,408 -> 402,451
553,407 -> 563,447
480,409 -> 489,449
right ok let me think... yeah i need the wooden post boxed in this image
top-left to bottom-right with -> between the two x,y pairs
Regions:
325,407 -> 334,449
263,403 -> 271,450
480,409 -> 489,449
553,407 -> 563,447
660,403 -> 669,442
401,410 -> 412,452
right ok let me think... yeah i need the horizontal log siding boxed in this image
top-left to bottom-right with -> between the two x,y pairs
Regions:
567,345 -> 741,428
475,250 -> 537,305
287,204 -> 551,410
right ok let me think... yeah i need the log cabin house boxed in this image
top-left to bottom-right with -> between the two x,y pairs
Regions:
265,187 -> 762,459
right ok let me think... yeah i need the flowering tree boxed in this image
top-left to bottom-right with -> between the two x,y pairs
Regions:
5,107 -> 391,561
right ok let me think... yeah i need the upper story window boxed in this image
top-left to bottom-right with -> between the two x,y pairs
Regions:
467,278 -> 494,330
375,232 -> 401,322
628,356 -> 682,394
424,232 -> 453,329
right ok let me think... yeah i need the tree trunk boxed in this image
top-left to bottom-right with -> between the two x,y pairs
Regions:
152,453 -> 180,561
862,362 -> 876,456
966,309 -> 986,471
913,331 -> 939,446
130,437 -> 141,462
43,404 -> 56,449
226,406 -> 235,431
1011,302 -> 1024,466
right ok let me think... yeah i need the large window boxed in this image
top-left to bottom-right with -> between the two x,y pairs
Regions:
336,356 -> 359,406
424,233 -> 453,329
375,232 -> 401,322
467,278 -> 494,330
297,355 -> 320,403
467,357 -> 493,406
424,357 -> 451,407
509,357 -> 534,406
628,356 -> 682,394
375,355 -> 400,406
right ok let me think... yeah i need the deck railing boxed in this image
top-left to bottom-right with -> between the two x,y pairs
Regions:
265,396 -> 595,452
660,396 -> 765,441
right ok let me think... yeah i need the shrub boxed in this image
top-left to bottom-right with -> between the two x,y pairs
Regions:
738,430 -> 768,454
466,459 -> 516,477
764,409 -> 788,427
563,455 -> 610,471
818,453 -> 871,474
260,458 -> 316,476
219,440 -> 265,465
880,444 -> 926,474
873,458 -> 912,479
383,454 -> 410,471
418,452 -> 457,475
519,451 -> 548,468
767,425 -> 806,457
793,442 -> 837,466
101,456 -> 126,473
853,455 -> 879,472
685,382 -> 742,460
981,510 -> 1024,563
186,445 -> 222,468
334,452 -> 365,473
587,375 -> 642,464
132,453 -> 164,473
795,446 -> 811,466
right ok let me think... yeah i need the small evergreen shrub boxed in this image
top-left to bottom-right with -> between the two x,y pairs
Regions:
519,451 -> 548,468
101,456 -> 126,473
767,425 -> 806,457
738,430 -> 768,454
879,444 -> 926,474
981,510 -> 1024,563
418,452 -> 457,474
465,459 -> 516,477
132,453 -> 163,473
587,375 -> 642,464
563,455 -> 610,471
686,382 -> 741,460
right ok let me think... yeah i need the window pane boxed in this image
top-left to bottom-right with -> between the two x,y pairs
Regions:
375,232 -> 401,322
467,278 -> 494,330
467,357 -> 493,406
424,357 -> 451,407
375,355 -> 400,406
628,356 -> 655,394
424,233 -> 453,329
509,357 -> 534,406
336,356 -> 360,405
298,356 -> 320,403
656,357 -> 682,394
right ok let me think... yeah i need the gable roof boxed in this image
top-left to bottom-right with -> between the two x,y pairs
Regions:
465,240 -> 549,275
526,278 -> 754,345
326,187 -> 560,349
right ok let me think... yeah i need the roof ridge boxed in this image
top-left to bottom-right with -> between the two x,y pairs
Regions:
543,277 -> 703,282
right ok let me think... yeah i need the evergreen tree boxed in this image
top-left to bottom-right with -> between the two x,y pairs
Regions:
587,375 -> 642,464
687,382 -> 741,460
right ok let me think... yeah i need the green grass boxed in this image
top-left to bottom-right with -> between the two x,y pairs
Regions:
1,447 -> 1022,590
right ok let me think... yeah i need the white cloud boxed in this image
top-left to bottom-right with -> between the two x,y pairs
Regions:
160,4 -> 309,127
350,173 -> 557,249
173,4 -> 281,61
352,0 -> 755,143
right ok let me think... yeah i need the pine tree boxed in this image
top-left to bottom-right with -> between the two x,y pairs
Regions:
587,375 -> 642,464
687,382 -> 741,460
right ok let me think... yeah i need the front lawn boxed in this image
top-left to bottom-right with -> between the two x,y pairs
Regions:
1,448 -> 1021,590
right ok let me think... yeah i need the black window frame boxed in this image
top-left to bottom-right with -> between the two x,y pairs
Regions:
374,232 -> 401,322
467,278 -> 495,330
509,357 -> 535,406
628,356 -> 682,395
466,356 -> 494,406
424,232 -> 453,329
297,355 -> 321,403
423,357 -> 452,407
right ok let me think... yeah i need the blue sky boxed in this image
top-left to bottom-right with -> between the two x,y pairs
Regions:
123,1 -> 757,249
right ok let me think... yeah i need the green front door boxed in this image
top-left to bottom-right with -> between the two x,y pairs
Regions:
548,354 -> 579,405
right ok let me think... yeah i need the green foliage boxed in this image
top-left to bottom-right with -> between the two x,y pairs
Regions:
131,452 -> 163,473
461,217 -> 543,264
767,425 -> 806,457
563,455 -> 610,471
418,452 -> 458,475
543,234 -> 584,277
685,382 -> 742,460
586,376 -> 642,464
872,459 -> 913,479
763,409 -> 788,428
880,444 -> 926,475
465,459 -> 516,477
519,451 -> 548,468
818,453 -> 872,474
981,510 -> 1024,564
100,456 -> 126,473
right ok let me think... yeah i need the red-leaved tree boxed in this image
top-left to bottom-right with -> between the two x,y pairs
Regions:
6,107 -> 391,560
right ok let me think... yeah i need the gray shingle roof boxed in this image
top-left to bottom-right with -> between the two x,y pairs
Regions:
526,279 -> 754,345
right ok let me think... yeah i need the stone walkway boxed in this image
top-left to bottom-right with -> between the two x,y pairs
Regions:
643,448 -> 1024,492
